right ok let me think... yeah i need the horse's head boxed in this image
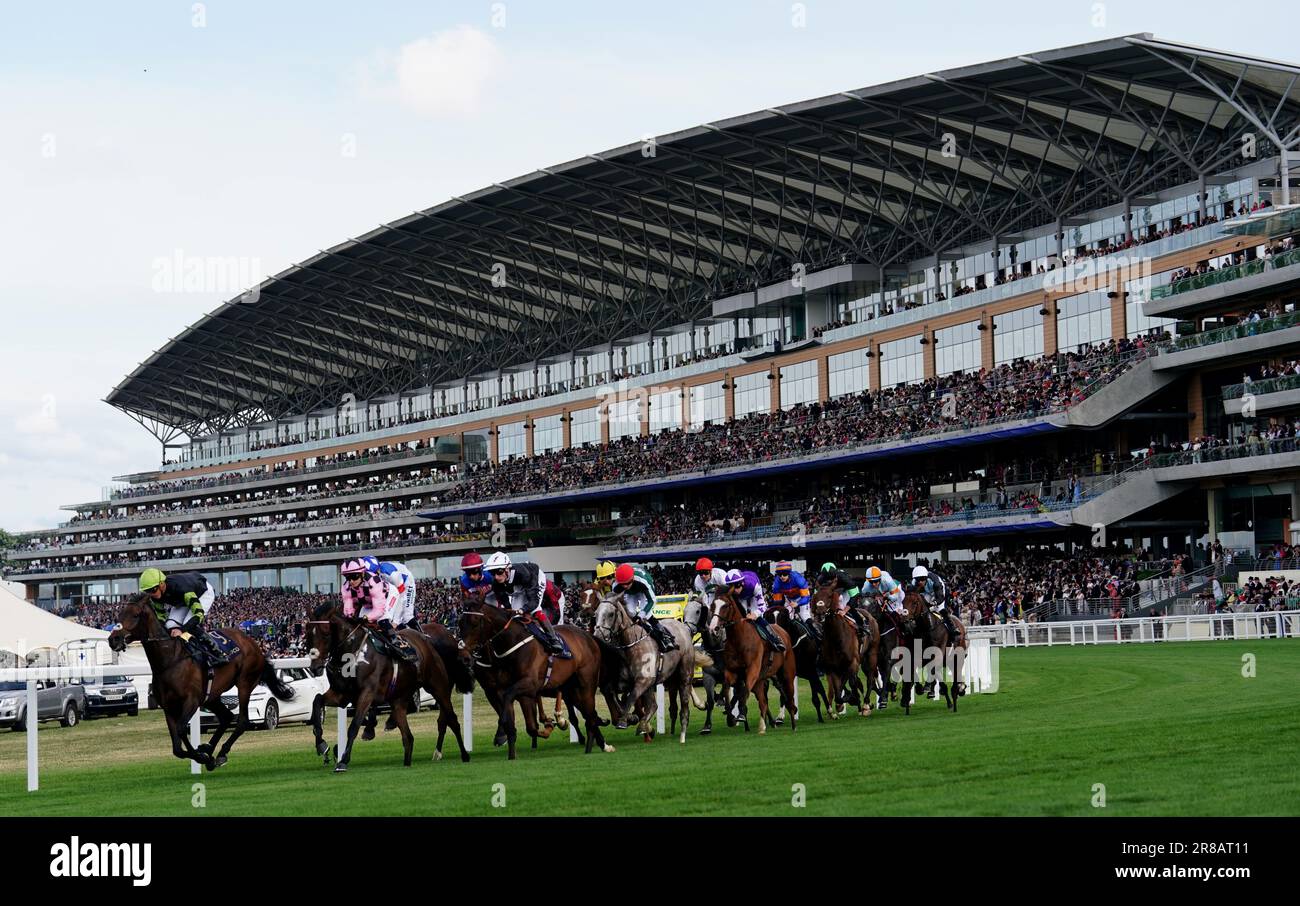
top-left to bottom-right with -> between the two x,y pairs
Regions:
107,594 -> 156,652
576,581 -> 605,615
811,583 -> 839,619
902,590 -> 928,620
456,597 -> 500,661
708,588 -> 743,635
590,592 -> 627,643
304,600 -> 340,674
685,595 -> 722,648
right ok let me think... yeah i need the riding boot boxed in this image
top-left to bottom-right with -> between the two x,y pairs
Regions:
379,619 -> 415,662
649,616 -> 678,651
758,619 -> 786,652
804,618 -> 822,643
940,610 -> 962,641
536,615 -> 565,656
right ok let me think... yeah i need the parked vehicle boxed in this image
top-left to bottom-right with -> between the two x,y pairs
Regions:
72,672 -> 140,718
199,666 -> 329,730
0,680 -> 87,731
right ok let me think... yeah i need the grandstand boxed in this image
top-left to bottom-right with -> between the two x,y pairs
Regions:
5,33 -> 1300,628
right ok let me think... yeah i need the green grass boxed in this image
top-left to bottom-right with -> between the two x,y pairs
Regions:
1,641 -> 1297,816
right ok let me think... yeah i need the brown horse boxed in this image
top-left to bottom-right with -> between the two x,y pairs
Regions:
708,589 -> 797,734
457,597 -> 612,759
306,601 -> 469,771
576,581 -> 629,726
811,586 -> 876,717
900,590 -> 967,712
107,594 -> 293,770
764,603 -> 831,723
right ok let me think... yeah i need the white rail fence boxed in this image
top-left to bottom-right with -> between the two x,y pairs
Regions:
969,610 -> 1298,647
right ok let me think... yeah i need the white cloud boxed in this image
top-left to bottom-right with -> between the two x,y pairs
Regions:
362,26 -> 505,118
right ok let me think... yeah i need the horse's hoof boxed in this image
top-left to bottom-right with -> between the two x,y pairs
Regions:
772,717 -> 784,726
613,720 -> 628,730
493,733 -> 508,747
699,726 -> 711,735
602,744 -> 616,753
334,763 -> 348,773
556,717 -> 569,731
434,750 -> 443,762
361,727 -> 376,741
316,740 -> 329,757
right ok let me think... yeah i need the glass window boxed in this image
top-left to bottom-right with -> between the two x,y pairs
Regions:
1057,293 -> 1111,353
608,396 -> 642,441
689,381 -> 725,429
649,389 -> 683,433
570,406 -> 601,448
779,360 -> 819,409
828,349 -> 870,398
880,335 -> 924,388
1125,278 -> 1177,339
733,372 -> 770,417
533,414 -> 563,454
934,321 -> 982,377
993,306 -> 1044,365
497,421 -> 526,460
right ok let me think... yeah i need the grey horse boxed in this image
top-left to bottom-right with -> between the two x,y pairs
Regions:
591,592 -> 700,743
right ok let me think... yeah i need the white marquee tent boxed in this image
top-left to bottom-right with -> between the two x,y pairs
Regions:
0,585 -> 109,657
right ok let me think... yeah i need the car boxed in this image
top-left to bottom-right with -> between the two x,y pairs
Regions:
0,679 -> 87,731
199,666 -> 329,730
72,672 -> 140,719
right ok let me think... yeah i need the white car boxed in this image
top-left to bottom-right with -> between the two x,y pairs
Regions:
199,667 -> 330,730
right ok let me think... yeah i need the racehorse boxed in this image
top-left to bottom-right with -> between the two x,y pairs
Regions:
683,595 -> 731,734
576,581 -> 632,726
588,590 -> 700,743
902,589 -> 968,712
765,603 -> 832,723
457,597 -> 612,760
708,588 -> 798,734
306,601 -> 469,771
360,616 -> 475,739
811,586 -> 875,718
107,593 -> 293,771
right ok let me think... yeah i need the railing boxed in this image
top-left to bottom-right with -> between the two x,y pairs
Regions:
1163,309 -> 1300,352
1150,245 -> 1300,299
1221,371 -> 1300,400
1141,433 -> 1300,468
969,609 -> 1298,646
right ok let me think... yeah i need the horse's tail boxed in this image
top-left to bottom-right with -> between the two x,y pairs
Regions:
261,662 -> 295,700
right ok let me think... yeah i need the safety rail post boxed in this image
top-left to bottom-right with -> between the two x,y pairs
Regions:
26,680 -> 38,792
462,692 -> 473,752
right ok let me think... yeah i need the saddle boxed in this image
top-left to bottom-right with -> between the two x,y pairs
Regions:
520,614 -> 572,659
366,626 -> 419,664
184,629 -> 239,669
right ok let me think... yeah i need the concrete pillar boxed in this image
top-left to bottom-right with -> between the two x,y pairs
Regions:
1186,371 -> 1204,439
680,383 -> 690,429
818,354 -> 830,402
1109,290 -> 1127,343
922,329 -> 935,379
868,343 -> 881,390
562,410 -> 572,450
525,420 -> 534,457
770,365 -> 781,413
1042,301 -> 1058,356
1282,149 -> 1292,208
1198,173 -> 1208,223
979,314 -> 994,371
490,425 -> 499,463
1206,489 -> 1219,543
724,372 -> 735,421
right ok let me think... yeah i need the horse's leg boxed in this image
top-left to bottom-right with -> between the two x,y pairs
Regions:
782,660 -> 799,730
427,673 -> 468,763
574,670 -> 613,754
497,685 -> 521,760
336,686 -> 374,772
754,670 -> 773,735
520,694 -> 544,749
699,671 -> 715,735
163,707 -> 200,763
391,698 -> 415,766
202,697 -> 234,763
211,672 -> 258,769
554,690 -> 568,730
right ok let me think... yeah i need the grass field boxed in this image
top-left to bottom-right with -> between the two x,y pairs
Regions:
1,640 -> 1297,816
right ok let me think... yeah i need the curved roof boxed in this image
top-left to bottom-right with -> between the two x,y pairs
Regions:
108,34 -> 1300,440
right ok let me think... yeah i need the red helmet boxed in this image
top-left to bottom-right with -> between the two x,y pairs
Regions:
614,563 -> 636,585
695,557 -> 714,572
461,552 -> 484,570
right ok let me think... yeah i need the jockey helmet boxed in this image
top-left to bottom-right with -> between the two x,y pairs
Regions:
360,555 -> 380,573
911,565 -> 929,581
341,558 -> 368,578
595,561 -> 617,580
819,562 -> 837,574
774,561 -> 792,575
614,563 -> 635,586
866,566 -> 883,583
695,557 -> 714,572
724,569 -> 744,585
139,567 -> 166,593
460,552 -> 484,571
484,551 -> 512,572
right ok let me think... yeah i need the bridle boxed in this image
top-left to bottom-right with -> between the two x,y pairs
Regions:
593,598 -> 652,650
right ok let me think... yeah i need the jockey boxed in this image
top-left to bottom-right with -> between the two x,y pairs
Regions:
770,560 -> 818,641
594,560 -> 617,598
483,551 -> 565,655
724,568 -> 785,651
138,568 -> 227,665
459,552 -> 493,599
816,562 -> 866,632
911,565 -> 962,641
613,563 -> 678,651
862,565 -> 906,617
340,558 -> 412,659
370,559 -> 418,629
692,557 -> 729,606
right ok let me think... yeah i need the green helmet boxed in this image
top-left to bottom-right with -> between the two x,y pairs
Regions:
139,568 -> 166,592
819,562 -> 837,574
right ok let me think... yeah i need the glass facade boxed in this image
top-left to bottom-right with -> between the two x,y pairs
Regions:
733,372 -> 770,417
779,360 -> 819,409
1056,293 -> 1111,353
828,349 -> 870,397
608,396 -> 642,441
649,388 -> 683,433
690,381 -> 725,429
570,406 -> 601,447
880,336 -> 924,388
533,413 -> 563,454
934,321 -> 981,376
994,306 -> 1044,365
497,420 -> 526,460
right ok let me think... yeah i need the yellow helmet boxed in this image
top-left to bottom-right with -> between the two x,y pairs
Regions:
595,561 -> 616,580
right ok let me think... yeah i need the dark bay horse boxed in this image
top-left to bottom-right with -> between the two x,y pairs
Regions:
306,602 -> 469,771
902,590 -> 968,712
457,597 -> 611,759
811,586 -> 876,718
107,594 -> 293,770
708,589 -> 797,734
683,595 -> 730,735
765,603 -> 831,723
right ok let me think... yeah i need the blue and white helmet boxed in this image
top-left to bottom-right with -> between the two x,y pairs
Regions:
361,555 -> 380,574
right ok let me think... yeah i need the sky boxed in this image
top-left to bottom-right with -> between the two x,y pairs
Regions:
0,0 -> 1294,531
